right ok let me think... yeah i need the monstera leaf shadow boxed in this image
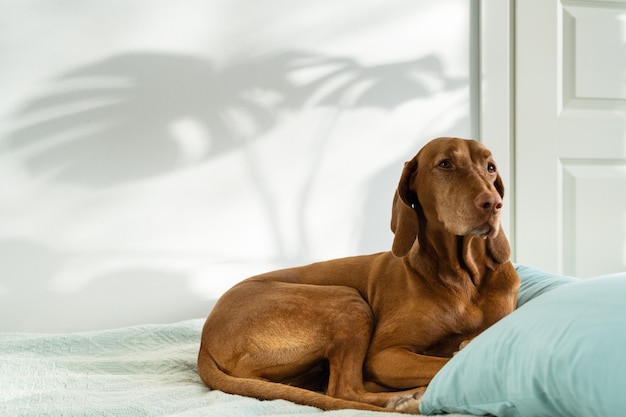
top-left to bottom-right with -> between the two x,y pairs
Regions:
7,50 -> 465,186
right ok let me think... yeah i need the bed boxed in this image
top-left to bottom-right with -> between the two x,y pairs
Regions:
2,265 -> 625,417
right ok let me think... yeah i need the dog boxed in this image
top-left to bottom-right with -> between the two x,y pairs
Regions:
198,137 -> 520,414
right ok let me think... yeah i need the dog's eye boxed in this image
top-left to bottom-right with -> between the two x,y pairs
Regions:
437,160 -> 453,170
487,163 -> 497,173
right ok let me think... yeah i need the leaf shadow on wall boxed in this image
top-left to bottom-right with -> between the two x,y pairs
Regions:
7,50 -> 466,186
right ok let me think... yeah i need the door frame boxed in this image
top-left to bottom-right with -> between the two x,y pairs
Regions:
478,0 -> 516,257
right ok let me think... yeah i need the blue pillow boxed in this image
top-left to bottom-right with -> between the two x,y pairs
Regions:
420,268 -> 626,417
513,264 -> 579,307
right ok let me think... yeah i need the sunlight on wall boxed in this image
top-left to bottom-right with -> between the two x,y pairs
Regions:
169,118 -> 211,162
0,0 -> 474,331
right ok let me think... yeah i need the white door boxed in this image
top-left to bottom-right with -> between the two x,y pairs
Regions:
516,0 -> 626,277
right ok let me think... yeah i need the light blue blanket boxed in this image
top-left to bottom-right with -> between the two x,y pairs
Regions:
0,319 -> 473,416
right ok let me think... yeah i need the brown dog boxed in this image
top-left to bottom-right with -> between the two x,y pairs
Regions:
198,137 -> 519,413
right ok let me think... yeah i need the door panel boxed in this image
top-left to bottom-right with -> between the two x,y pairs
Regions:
516,0 -> 626,277
562,161 -> 626,277
565,5 -> 626,100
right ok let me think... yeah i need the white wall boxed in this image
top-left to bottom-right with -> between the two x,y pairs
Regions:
0,0 -> 475,332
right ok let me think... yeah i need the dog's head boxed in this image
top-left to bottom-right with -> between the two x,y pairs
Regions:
391,137 -> 510,263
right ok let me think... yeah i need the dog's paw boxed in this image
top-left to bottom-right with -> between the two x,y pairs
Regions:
453,338 -> 473,356
385,390 -> 424,414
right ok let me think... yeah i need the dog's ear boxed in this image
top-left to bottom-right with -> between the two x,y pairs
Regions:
487,173 -> 510,263
487,227 -> 511,264
391,158 -> 419,257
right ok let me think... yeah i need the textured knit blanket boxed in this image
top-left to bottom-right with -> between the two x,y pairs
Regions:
0,319 -> 473,417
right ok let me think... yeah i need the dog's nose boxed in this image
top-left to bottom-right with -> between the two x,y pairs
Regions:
475,192 -> 503,213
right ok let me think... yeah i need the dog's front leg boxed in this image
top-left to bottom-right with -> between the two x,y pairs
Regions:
364,348 -> 448,413
364,347 -> 448,390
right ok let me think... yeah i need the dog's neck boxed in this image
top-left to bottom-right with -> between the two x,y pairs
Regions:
410,227 -> 490,287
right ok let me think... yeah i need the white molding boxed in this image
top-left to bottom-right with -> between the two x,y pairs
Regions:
478,0 -> 516,258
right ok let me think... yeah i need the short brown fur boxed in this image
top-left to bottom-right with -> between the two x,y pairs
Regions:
198,137 -> 520,413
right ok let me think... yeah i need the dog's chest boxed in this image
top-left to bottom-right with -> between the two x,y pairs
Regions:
413,300 -> 485,357
450,298 -> 485,329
